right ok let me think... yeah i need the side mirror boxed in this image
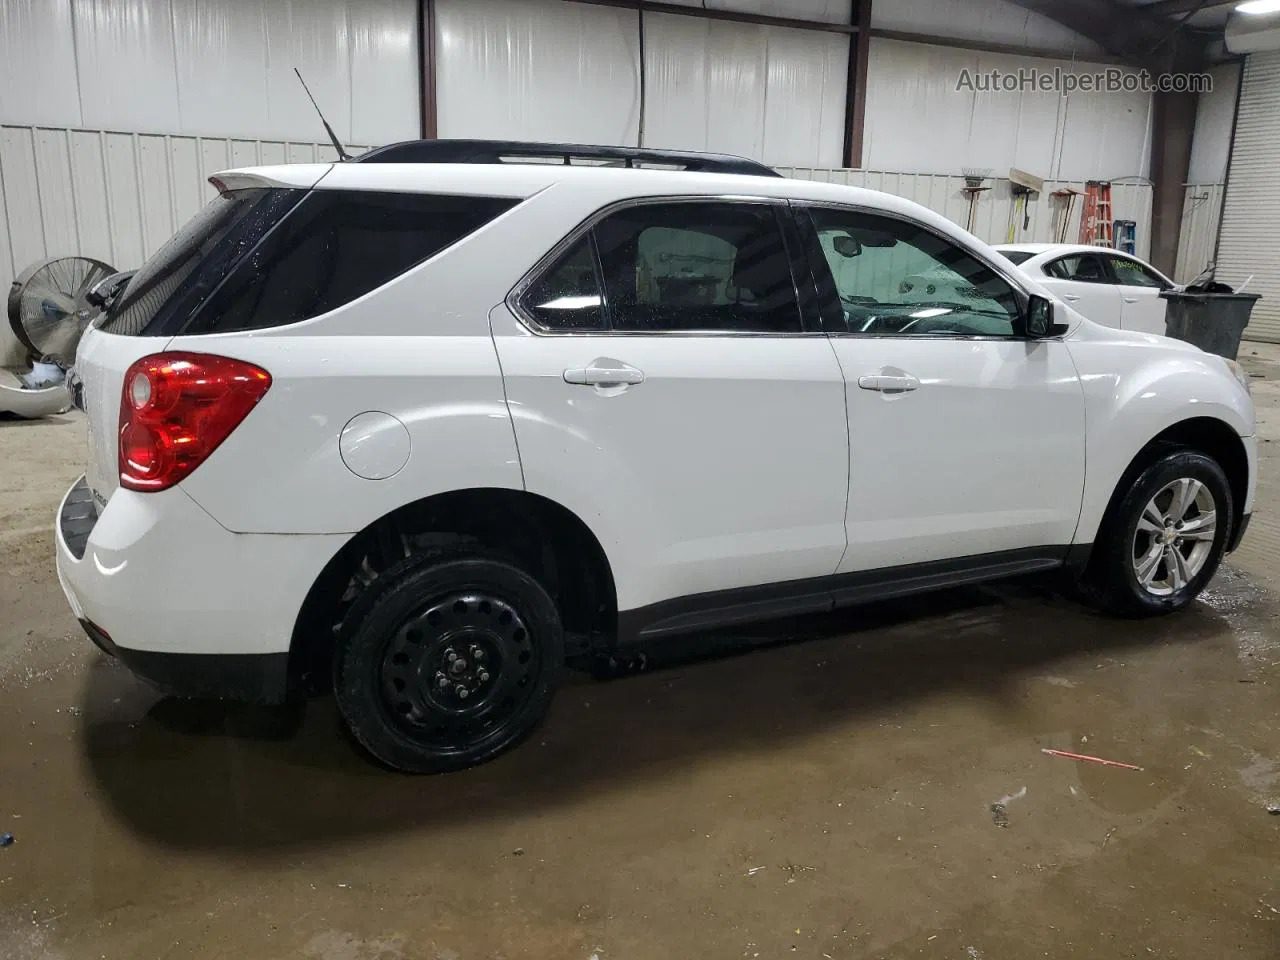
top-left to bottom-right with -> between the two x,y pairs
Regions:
832,234 -> 862,259
1025,294 -> 1068,338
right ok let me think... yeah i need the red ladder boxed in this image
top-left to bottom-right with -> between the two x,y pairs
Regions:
1078,180 -> 1114,246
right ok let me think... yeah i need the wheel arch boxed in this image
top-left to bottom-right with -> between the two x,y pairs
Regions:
1072,416 -> 1248,570
287,488 -> 618,692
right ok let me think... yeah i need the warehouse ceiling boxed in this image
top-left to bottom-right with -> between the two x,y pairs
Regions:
1004,0 -> 1230,67
1130,0 -> 1237,27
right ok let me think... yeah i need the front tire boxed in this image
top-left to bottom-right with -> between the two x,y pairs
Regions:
1084,450 -> 1232,617
334,546 -> 564,773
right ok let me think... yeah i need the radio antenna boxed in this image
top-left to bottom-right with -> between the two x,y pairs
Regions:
294,67 -> 351,162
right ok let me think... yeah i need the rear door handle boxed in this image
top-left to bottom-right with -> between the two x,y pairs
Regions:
564,359 -> 645,387
1062,294 -> 1081,302
858,374 -> 920,393
1122,296 -> 1139,303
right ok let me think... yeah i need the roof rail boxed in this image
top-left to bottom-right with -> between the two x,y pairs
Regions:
354,139 -> 780,178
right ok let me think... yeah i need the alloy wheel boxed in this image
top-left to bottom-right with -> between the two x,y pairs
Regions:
1130,477 -> 1218,596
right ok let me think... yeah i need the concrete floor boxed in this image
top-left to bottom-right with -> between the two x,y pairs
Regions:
3,348 -> 1280,960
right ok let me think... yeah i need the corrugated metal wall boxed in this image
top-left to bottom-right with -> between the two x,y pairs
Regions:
0,125 -> 371,364
432,1 -> 1152,174
434,0 -> 849,168
0,0 -> 420,145
1167,63 -> 1238,287
1187,62 -> 1240,184
1175,183 -> 1225,284
776,166 -> 1153,260
1217,51 -> 1280,343
863,38 -> 1153,181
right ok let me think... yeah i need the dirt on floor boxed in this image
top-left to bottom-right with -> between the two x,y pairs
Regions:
2,350 -> 1280,960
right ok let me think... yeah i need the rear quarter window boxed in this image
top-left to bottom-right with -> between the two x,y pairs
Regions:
102,188 -> 303,336
100,189 -> 517,337
187,191 -> 518,334
998,250 -> 1035,266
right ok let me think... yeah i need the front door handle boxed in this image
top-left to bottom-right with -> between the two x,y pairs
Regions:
1062,294 -> 1081,302
858,374 -> 920,394
564,359 -> 645,387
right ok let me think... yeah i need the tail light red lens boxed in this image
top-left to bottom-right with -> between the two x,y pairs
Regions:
119,352 -> 271,492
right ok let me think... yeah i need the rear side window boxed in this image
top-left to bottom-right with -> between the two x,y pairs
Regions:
519,200 -> 803,334
102,189 -> 303,336
595,202 -> 801,333
522,236 -> 607,331
102,189 -> 516,336
188,192 -> 517,334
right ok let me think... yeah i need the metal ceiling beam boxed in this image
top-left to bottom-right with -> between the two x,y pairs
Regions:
565,0 -> 856,34
868,28 -> 1127,63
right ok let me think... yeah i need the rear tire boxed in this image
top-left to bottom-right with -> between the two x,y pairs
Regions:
334,545 -> 564,773
1083,450 -> 1232,617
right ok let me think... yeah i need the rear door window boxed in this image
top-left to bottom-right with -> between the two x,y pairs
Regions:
592,201 -> 803,333
516,200 -> 806,334
521,236 -> 607,331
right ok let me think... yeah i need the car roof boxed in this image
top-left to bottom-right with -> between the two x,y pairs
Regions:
212,160 -> 994,255
995,242 -> 1140,259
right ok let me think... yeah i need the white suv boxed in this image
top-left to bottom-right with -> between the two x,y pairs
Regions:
55,141 -> 1256,773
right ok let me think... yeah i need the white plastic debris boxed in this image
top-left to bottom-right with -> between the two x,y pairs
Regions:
20,362 -> 64,389
0,368 -> 72,419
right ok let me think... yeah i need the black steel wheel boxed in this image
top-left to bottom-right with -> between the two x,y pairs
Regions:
335,546 -> 563,773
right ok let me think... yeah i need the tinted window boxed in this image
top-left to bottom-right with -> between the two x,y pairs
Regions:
1105,255 -> 1167,288
189,192 -> 517,334
808,208 -> 1020,337
102,189 -> 303,336
521,236 -> 606,331
592,201 -> 802,333
998,250 -> 1035,266
1044,254 -> 1109,283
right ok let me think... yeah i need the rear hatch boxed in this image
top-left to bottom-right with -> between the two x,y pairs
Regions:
76,183 -> 308,507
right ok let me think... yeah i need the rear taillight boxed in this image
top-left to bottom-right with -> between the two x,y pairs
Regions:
119,352 -> 271,492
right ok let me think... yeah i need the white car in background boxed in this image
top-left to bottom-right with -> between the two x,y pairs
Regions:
995,243 -> 1177,336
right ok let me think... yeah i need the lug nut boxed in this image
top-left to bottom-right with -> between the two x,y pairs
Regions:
456,685 -> 469,699
478,670 -> 490,683
446,650 -> 458,663
436,673 -> 449,689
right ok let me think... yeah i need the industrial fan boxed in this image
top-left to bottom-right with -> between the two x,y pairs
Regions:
6,256 -> 115,368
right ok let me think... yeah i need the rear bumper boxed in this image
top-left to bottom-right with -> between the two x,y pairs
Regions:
78,617 -> 288,703
55,475 -> 347,704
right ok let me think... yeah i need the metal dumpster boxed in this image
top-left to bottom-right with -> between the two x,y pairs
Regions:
1159,290 -> 1261,360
